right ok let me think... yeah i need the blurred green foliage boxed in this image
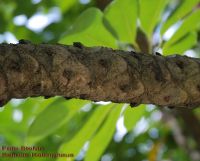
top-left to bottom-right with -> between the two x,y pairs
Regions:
1,0 -> 200,161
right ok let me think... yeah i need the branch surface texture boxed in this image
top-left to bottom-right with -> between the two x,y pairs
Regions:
0,43 -> 200,108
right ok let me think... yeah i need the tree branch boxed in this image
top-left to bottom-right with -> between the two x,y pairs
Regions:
0,43 -> 200,108
177,109 -> 200,150
96,0 -> 112,10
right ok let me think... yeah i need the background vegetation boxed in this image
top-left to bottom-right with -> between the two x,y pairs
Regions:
0,0 -> 200,161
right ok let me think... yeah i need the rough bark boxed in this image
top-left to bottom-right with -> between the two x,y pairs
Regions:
0,42 -> 200,108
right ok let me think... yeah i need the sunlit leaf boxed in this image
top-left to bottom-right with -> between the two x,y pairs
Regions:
164,9 -> 200,47
139,0 -> 169,39
27,98 -> 90,144
85,104 -> 123,161
161,0 -> 199,35
0,102 -> 23,145
59,8 -> 117,48
53,0 -> 76,13
104,0 -> 138,45
163,32 -> 197,55
57,103 -> 114,161
124,105 -> 146,131
16,97 -> 52,130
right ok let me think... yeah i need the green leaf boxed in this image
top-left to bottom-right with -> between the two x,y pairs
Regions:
57,103 -> 114,161
123,105 -> 146,131
104,0 -> 138,45
85,104 -> 123,161
163,32 -> 197,55
59,8 -> 117,48
139,0 -> 169,39
0,97 -> 58,145
164,9 -> 200,47
53,0 -> 76,13
161,0 -> 200,35
27,98 -> 89,144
